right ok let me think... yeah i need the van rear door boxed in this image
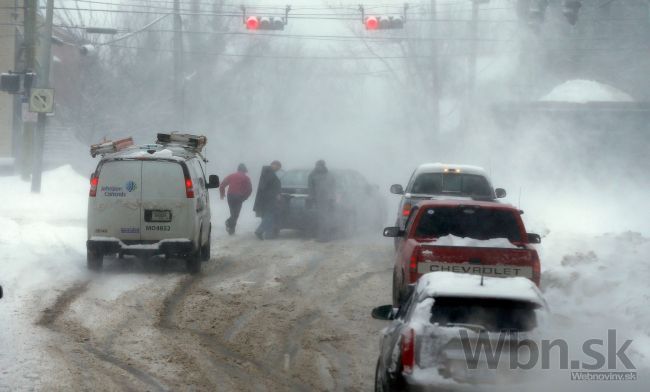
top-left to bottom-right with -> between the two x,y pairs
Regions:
90,160 -> 142,241
140,160 -> 192,242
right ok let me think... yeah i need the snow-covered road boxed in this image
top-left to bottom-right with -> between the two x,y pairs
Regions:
1,166 -> 648,391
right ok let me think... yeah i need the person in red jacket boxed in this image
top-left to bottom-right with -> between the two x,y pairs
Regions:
220,163 -> 253,235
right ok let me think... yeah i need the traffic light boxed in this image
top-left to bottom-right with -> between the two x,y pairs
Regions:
0,73 -> 20,93
245,16 -> 286,30
0,71 -> 36,94
359,4 -> 408,31
364,15 -> 404,30
242,5 -> 291,31
563,0 -> 582,25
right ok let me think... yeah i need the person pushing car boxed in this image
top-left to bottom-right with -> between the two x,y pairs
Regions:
253,160 -> 282,240
220,163 -> 253,235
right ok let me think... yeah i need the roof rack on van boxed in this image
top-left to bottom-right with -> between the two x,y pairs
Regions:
90,137 -> 134,158
156,132 -> 207,153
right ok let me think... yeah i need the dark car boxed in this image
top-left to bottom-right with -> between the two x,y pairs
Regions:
372,272 -> 546,392
278,168 -> 386,236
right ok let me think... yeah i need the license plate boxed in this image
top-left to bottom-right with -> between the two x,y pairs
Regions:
418,261 -> 533,278
147,210 -> 172,222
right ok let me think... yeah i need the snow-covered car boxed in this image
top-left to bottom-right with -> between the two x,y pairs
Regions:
86,134 -> 219,274
372,272 -> 547,392
384,199 -> 541,306
390,163 -> 506,230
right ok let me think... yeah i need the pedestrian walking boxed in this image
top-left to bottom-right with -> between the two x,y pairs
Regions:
308,160 -> 336,242
220,163 -> 253,235
253,160 -> 282,240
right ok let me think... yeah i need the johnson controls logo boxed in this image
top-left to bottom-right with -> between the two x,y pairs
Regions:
125,181 -> 137,192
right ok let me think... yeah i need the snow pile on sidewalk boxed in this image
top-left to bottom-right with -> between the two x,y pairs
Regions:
540,231 -> 650,370
540,79 -> 635,103
0,166 -> 88,389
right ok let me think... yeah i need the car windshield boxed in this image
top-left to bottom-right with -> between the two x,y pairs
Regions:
415,207 -> 522,241
280,170 -> 310,188
410,173 -> 492,197
430,297 -> 538,332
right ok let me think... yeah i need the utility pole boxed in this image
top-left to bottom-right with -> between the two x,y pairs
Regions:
20,0 -> 37,180
173,0 -> 184,129
31,0 -> 54,193
431,0 -> 440,139
463,0 -> 481,135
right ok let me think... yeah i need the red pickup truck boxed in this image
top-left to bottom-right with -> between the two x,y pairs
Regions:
384,199 -> 541,306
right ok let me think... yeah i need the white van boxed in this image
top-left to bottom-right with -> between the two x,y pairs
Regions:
86,134 -> 219,274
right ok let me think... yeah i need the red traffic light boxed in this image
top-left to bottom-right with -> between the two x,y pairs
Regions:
246,16 -> 259,30
365,16 -> 379,30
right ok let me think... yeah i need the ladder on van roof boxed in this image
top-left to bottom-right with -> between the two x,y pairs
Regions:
156,133 -> 207,154
90,137 -> 134,157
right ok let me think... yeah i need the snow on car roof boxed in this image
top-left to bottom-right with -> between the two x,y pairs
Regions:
416,271 -> 546,307
415,198 -> 517,210
415,163 -> 488,177
101,145 -> 189,161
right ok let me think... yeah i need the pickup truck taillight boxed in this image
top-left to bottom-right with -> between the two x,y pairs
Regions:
401,328 -> 416,375
402,202 -> 412,217
409,246 -> 421,273
89,175 -> 99,197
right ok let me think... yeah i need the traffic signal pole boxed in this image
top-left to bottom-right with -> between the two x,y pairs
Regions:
431,0 -> 440,138
31,0 -> 54,193
173,0 -> 184,129
20,0 -> 36,181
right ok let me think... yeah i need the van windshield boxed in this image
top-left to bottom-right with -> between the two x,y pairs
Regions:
410,173 -> 492,198
415,207 -> 522,242
430,297 -> 538,332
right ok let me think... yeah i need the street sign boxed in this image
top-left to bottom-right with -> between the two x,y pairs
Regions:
29,88 -> 55,113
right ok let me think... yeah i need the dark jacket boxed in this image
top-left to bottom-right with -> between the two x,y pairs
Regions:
253,166 -> 281,217
308,166 -> 336,204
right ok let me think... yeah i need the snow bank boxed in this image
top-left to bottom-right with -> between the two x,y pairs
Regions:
426,235 -> 518,249
540,79 -> 635,103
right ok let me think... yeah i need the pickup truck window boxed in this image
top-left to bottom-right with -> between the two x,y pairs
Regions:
429,297 -> 538,332
415,207 -> 522,242
410,173 -> 492,198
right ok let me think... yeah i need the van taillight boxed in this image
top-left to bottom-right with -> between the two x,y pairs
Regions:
402,202 -> 412,217
409,246 -> 421,273
401,328 -> 415,374
89,176 -> 99,197
185,178 -> 195,198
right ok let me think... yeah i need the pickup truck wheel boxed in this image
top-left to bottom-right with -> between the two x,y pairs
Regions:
186,252 -> 201,274
87,249 -> 103,271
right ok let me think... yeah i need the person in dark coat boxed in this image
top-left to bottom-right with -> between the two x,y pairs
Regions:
220,163 -> 253,235
308,160 -> 336,242
253,160 -> 282,240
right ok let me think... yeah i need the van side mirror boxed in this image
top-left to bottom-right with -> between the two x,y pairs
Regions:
371,304 -> 395,321
495,188 -> 507,198
527,233 -> 541,244
383,226 -> 404,237
390,184 -> 404,195
207,175 -> 220,189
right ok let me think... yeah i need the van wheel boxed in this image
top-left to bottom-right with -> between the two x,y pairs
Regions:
186,252 -> 201,274
201,230 -> 211,262
87,249 -> 103,271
